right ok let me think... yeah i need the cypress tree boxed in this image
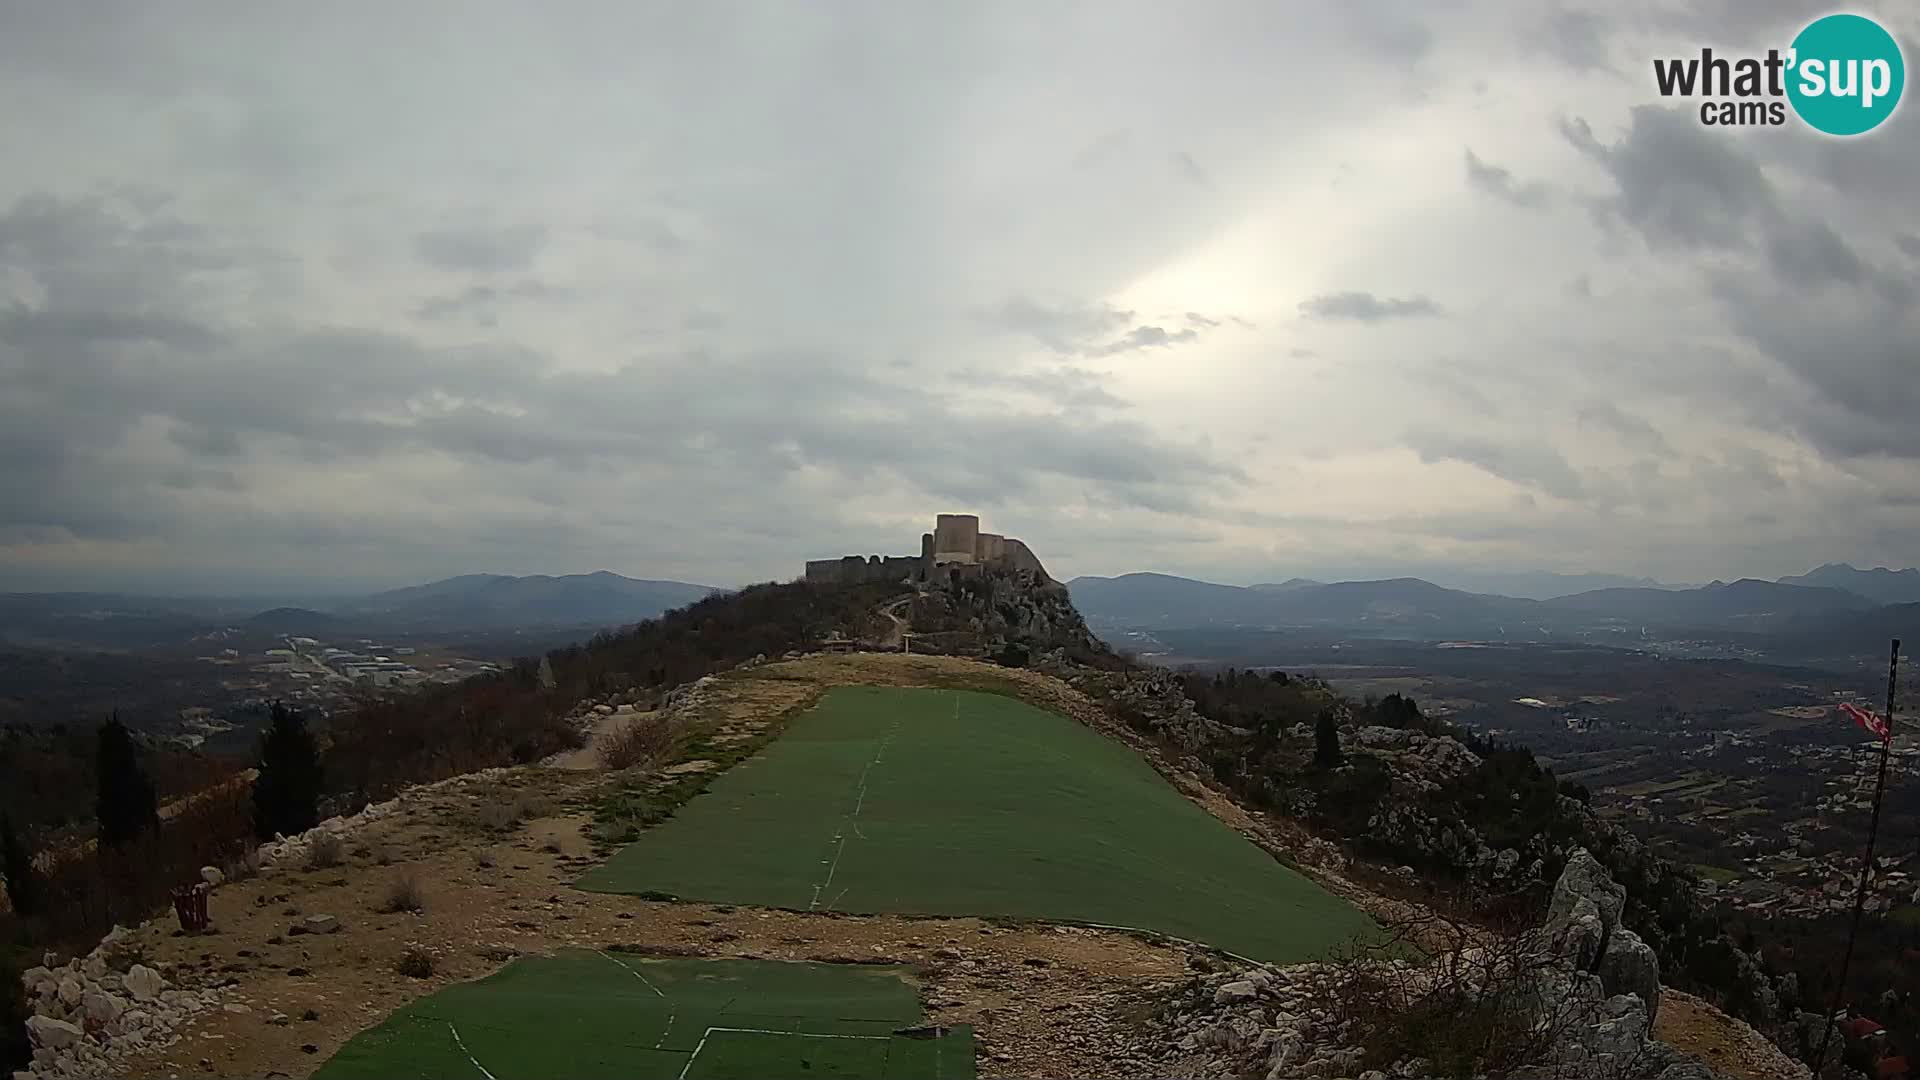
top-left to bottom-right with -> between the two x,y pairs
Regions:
253,702 -> 324,841
1313,707 -> 1344,769
95,714 -> 159,848
1,813 -> 37,917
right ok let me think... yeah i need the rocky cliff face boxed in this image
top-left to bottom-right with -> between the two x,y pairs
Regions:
1151,851 -> 1740,1080
909,569 -> 1105,656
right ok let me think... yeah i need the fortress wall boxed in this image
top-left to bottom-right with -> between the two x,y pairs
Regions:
999,538 -> 1050,581
976,532 -> 1007,561
806,555 -> 918,584
933,513 -> 980,561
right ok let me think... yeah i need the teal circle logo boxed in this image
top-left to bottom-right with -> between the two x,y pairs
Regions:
1787,13 -> 1905,135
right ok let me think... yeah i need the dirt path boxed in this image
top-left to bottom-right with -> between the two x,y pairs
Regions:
874,594 -> 913,650
549,707 -> 654,771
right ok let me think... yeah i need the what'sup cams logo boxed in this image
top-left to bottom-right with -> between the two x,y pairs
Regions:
1653,12 -> 1905,135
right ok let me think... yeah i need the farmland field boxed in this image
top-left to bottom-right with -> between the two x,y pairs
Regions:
577,686 -> 1375,963
314,951 -> 972,1080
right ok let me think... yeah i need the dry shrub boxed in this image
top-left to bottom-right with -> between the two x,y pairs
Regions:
394,944 -> 435,978
303,833 -> 344,870
471,792 -> 520,832
377,870 -> 425,914
598,713 -> 680,771
1316,906 -> 1631,1080
222,845 -> 262,884
470,788 -> 556,833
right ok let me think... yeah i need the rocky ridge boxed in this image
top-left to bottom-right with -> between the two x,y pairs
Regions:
1148,850 -> 1769,1080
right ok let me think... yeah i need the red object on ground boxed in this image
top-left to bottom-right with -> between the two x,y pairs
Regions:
1877,1056 -> 1908,1080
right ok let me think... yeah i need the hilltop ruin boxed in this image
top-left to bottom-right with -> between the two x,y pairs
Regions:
804,513 -> 1050,586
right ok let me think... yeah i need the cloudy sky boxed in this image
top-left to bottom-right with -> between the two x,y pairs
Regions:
2,1 -> 1916,594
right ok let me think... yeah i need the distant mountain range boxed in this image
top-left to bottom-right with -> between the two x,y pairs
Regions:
1066,565 -> 1915,652
338,572 -> 718,629
1776,563 -> 1920,605
1,572 -> 721,648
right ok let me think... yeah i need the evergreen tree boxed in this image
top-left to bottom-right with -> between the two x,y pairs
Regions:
95,714 -> 159,848
1313,707 -> 1344,769
253,702 -> 324,841
1,951 -> 30,1074
0,813 -> 36,917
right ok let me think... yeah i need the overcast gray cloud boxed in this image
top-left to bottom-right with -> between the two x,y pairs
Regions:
1300,292 -> 1443,322
0,0 -> 1916,592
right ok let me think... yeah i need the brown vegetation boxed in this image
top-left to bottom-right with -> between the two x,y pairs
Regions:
377,870 -> 426,914
597,712 -> 680,770
302,832 -> 344,871
393,944 -> 436,979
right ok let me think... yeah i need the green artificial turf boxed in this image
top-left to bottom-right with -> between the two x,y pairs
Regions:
577,685 -> 1376,963
314,951 -> 972,1080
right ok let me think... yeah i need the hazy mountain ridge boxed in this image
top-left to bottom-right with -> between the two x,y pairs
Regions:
1776,563 -> 1920,605
1067,567 -> 1909,645
0,572 -> 721,646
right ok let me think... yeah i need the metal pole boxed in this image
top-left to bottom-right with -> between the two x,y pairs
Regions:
1813,638 -> 1901,1074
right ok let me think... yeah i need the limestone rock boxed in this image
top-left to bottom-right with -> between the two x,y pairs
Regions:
200,865 -> 226,888
302,914 -> 340,934
26,1016 -> 83,1050
56,976 -> 83,1007
1213,979 -> 1258,1005
1597,926 -> 1662,1022
1547,849 -> 1625,937
123,964 -> 164,1002
81,990 -> 124,1024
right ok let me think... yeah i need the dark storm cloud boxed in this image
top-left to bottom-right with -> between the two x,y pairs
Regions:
1896,235 -> 1920,260
413,224 -> 546,273
1560,109 -> 1772,251
1566,104 -> 1920,461
0,191 -> 1243,557
1406,429 -> 1586,500
1463,150 -> 1553,209
1300,291 -> 1441,322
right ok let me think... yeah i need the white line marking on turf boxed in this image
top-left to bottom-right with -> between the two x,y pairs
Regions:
597,949 -> 677,1048
676,1026 -> 893,1080
808,708 -> 906,912
447,1022 -> 498,1080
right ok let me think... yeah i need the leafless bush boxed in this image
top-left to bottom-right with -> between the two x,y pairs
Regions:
514,792 -> 556,819
1314,906 -> 1629,1080
598,713 -> 681,770
471,792 -> 520,832
222,845 -> 262,884
394,944 -> 435,978
377,870 -> 425,914
303,833 -> 344,871
470,787 -> 557,832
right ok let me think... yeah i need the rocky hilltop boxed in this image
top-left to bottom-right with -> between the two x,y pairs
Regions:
6,573 -> 1835,1079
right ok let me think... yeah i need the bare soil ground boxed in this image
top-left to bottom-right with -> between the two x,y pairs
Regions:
1655,989 -> 1811,1080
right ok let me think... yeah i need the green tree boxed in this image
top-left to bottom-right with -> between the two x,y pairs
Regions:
0,813 -> 36,917
95,714 -> 158,848
1314,707 -> 1344,769
253,702 -> 324,841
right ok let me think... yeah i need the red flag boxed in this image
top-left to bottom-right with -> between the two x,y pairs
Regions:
1840,701 -> 1891,742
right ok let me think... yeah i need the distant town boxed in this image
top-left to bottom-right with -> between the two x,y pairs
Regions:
172,634 -> 505,748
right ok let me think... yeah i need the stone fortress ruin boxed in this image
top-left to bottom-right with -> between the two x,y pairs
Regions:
804,513 -> 1051,586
